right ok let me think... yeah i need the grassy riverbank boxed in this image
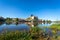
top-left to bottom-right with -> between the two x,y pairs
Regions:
0,24 -> 60,40
50,24 -> 60,30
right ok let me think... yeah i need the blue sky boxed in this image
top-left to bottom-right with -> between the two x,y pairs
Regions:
0,0 -> 60,21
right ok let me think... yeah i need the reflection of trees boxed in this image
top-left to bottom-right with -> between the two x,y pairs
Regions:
0,17 -> 5,25
0,16 -> 52,26
5,18 -> 19,25
39,19 -> 42,24
43,20 -> 52,24
46,20 -> 52,24
5,18 -> 12,25
14,18 -> 19,25
33,17 -> 38,26
43,20 -> 45,24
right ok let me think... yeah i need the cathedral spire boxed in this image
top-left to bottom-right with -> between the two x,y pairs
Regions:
31,14 -> 34,17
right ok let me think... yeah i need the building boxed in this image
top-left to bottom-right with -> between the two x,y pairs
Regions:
26,14 -> 38,27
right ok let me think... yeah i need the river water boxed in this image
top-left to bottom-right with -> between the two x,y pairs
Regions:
0,24 -> 30,32
0,24 -> 51,32
0,23 -> 60,36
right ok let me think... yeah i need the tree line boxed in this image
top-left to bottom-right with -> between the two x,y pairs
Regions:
0,17 -> 52,25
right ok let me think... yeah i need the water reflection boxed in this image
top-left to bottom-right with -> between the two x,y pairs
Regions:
0,23 -> 53,34
0,24 -> 30,32
0,24 -> 52,30
38,24 -> 52,28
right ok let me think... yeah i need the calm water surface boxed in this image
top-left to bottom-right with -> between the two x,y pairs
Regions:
0,24 -> 60,35
0,24 -> 52,31
0,24 -> 30,32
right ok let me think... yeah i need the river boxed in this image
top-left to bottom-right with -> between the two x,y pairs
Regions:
0,23 -> 60,36
0,24 -> 51,32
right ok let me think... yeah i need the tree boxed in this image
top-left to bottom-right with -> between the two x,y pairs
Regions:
0,17 -> 5,25
46,20 -> 52,24
43,20 -> 45,24
14,18 -> 19,25
5,18 -> 12,25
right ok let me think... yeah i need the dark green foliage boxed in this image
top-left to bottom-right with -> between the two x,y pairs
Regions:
0,17 -> 5,25
0,25 -> 60,40
0,27 -> 41,40
5,18 -> 12,25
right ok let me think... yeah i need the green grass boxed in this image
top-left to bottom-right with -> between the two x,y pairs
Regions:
0,27 -> 41,40
0,25 -> 60,40
49,24 -> 60,30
